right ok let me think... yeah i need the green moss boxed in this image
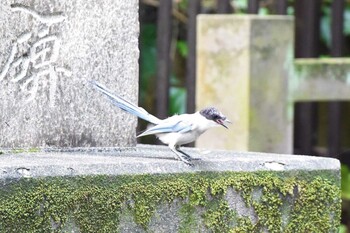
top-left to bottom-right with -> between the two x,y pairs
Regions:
10,148 -> 40,154
179,204 -> 198,233
0,171 -> 340,233
203,199 -> 236,231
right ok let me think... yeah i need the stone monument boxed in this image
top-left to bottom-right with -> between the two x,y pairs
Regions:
0,0 -> 139,148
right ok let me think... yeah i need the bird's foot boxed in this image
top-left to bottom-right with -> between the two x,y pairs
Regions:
171,147 -> 194,166
177,154 -> 194,167
177,148 -> 201,162
189,157 -> 202,161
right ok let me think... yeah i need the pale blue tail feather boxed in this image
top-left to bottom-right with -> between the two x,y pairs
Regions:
90,80 -> 161,125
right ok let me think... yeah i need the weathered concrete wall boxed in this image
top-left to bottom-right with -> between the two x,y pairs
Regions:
196,15 -> 350,154
196,15 -> 293,153
0,145 -> 341,232
292,58 -> 350,101
196,15 -> 250,151
0,0 -> 139,148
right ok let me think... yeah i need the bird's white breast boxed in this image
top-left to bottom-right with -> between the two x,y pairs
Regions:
157,112 -> 217,146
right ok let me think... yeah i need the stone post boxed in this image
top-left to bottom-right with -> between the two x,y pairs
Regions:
0,0 -> 139,148
196,15 -> 350,154
196,15 -> 294,153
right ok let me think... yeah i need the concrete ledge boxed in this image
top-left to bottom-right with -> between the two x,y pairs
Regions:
0,144 -> 340,178
293,58 -> 350,101
0,145 -> 341,232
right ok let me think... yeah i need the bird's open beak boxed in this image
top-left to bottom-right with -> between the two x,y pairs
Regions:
216,119 -> 231,129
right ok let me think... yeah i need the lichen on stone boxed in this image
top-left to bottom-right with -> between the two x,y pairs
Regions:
0,171 -> 341,233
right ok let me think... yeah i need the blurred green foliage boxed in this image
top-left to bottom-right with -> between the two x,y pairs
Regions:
342,164 -> 350,200
321,4 -> 350,48
341,164 -> 350,232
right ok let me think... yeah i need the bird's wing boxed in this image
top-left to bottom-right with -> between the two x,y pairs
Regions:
90,80 -> 161,125
137,117 -> 193,137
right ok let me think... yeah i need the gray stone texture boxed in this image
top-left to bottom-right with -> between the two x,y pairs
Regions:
196,15 -> 350,155
196,15 -> 294,154
0,0 -> 139,148
292,58 -> 350,101
0,145 -> 340,232
0,145 -> 339,179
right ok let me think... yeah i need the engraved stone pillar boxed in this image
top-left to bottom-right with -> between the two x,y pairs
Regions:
0,1 -> 139,148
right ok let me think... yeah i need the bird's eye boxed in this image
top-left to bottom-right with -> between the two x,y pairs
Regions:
212,114 -> 220,120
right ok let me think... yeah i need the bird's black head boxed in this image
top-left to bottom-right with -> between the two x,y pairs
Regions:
199,107 -> 230,129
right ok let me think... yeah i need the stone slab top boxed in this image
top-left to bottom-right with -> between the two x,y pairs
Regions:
294,57 -> 350,64
197,14 -> 294,20
0,144 -> 340,179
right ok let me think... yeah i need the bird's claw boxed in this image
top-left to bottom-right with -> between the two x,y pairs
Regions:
171,147 -> 198,166
189,157 -> 201,161
177,154 -> 194,166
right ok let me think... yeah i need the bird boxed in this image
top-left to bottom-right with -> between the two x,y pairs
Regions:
90,81 -> 231,166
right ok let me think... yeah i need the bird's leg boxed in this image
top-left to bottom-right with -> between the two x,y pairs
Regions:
177,147 -> 201,161
175,145 -> 192,159
170,145 -> 194,166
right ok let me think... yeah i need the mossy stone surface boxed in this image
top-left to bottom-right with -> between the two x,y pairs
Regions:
0,170 -> 340,233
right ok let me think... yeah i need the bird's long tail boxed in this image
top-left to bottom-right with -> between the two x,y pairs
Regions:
90,81 -> 161,125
